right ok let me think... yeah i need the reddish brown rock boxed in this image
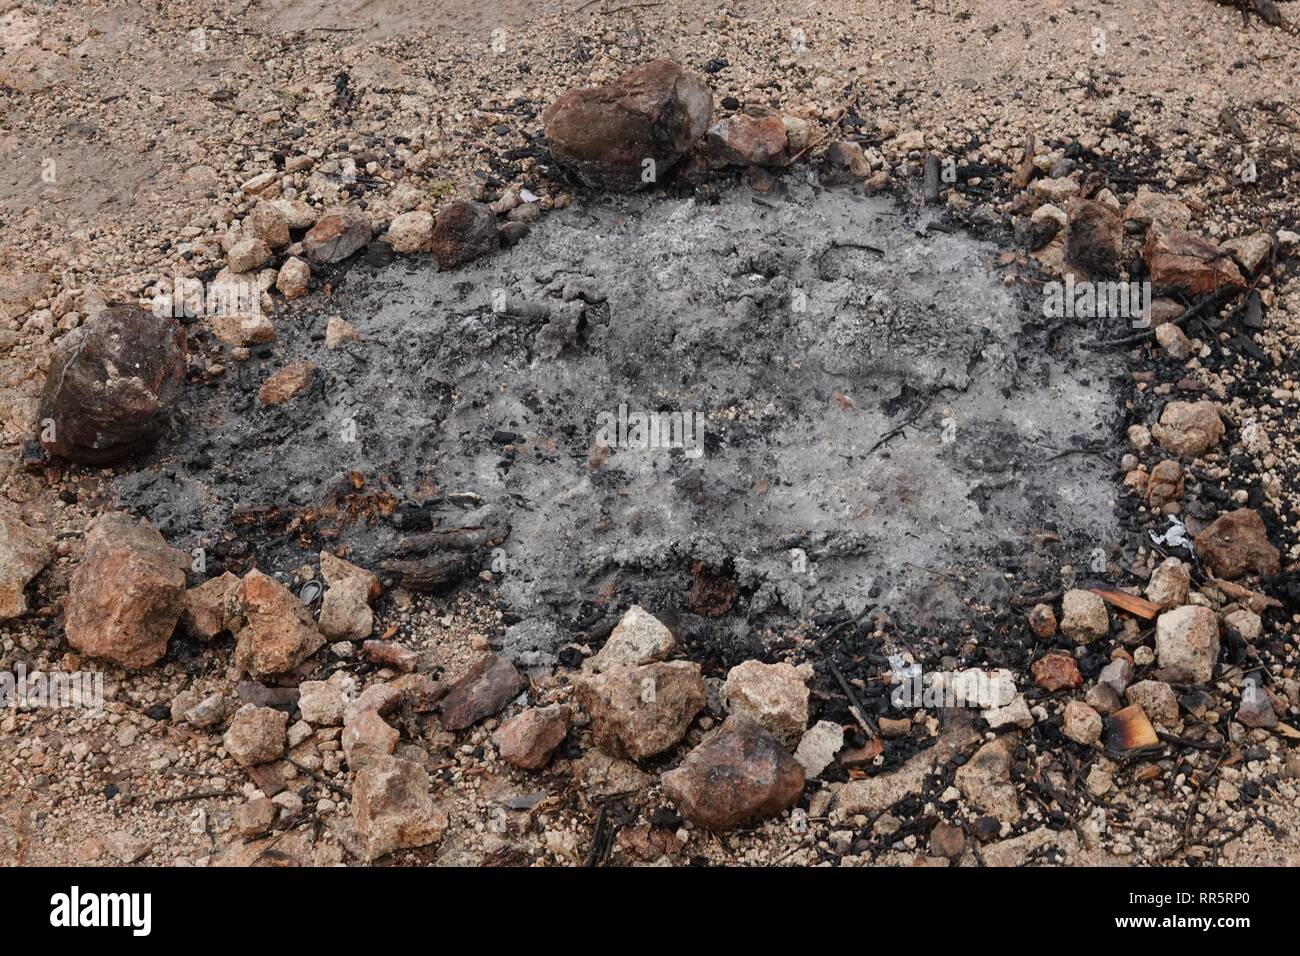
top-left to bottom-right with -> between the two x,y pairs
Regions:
361,640 -> 416,672
1194,509 -> 1279,580
180,571 -> 240,639
661,714 -> 805,830
231,569 -> 324,677
929,823 -> 966,859
1027,603 -> 1056,639
1143,227 -> 1247,296
38,305 -> 186,465
706,105 -> 788,167
575,660 -> 705,761
430,201 -> 498,271
439,654 -> 526,731
303,206 -> 372,265
1064,199 -> 1122,277
64,513 -> 189,668
258,362 -> 315,406
1031,652 -> 1083,692
542,59 -> 712,191
352,755 -> 447,861
685,562 -> 737,616
492,704 -> 571,769
0,503 -> 53,620
1146,458 -> 1183,509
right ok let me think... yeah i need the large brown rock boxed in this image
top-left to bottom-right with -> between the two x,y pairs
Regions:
231,569 -> 324,677
64,514 -> 189,668
1064,199 -> 1122,277
302,206 -> 372,265
1143,227 -> 1246,296
574,660 -> 705,760
439,654 -> 526,731
352,755 -> 447,861
542,59 -> 712,191
0,502 -> 53,620
430,201 -> 498,271
1194,509 -> 1280,579
661,714 -> 804,830
38,305 -> 186,465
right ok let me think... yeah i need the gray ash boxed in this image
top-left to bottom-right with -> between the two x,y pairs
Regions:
117,179 -> 1122,660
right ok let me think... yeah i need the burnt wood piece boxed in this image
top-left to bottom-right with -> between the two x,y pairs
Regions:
382,553 -> 475,592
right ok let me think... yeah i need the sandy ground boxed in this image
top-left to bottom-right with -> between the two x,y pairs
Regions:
1,0 -> 1298,867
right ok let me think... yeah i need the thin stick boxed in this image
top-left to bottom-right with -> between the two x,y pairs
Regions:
827,659 -> 880,740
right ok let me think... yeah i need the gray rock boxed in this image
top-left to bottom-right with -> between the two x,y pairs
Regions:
223,704 -> 288,767
954,737 -> 1021,823
722,659 -> 809,749
1237,679 -> 1277,729
793,719 -> 844,778
1060,589 -> 1108,643
1155,606 -> 1220,683
184,693 -> 229,729
587,605 -> 675,672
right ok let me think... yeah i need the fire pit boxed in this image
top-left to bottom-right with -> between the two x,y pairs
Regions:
117,179 -> 1120,665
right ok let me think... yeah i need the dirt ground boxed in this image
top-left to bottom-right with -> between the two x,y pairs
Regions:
1,0 -> 1298,867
